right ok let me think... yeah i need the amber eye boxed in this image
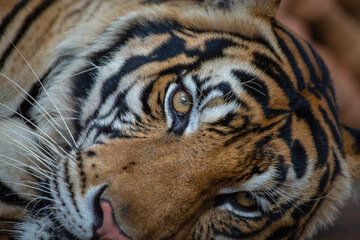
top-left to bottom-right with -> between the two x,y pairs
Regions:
236,192 -> 256,208
172,90 -> 192,114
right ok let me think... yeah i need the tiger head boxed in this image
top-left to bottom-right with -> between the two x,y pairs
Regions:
13,0 -> 360,239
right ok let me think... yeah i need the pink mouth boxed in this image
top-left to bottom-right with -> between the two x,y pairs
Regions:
96,200 -> 132,240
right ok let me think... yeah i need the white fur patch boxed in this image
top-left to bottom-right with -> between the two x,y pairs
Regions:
219,202 -> 262,218
200,102 -> 239,123
125,83 -> 145,116
0,118 -> 44,197
241,168 -> 276,191
14,215 -> 55,240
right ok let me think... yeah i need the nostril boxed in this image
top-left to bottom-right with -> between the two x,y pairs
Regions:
93,184 -> 108,232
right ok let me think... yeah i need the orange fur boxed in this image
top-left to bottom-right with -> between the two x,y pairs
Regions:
0,0 -> 359,239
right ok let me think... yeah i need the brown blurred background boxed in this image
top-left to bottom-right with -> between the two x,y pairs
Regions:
276,0 -> 360,239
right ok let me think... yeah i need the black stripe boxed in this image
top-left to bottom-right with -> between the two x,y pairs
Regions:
16,67 -> 51,128
64,154 -> 84,217
64,157 -> 79,215
53,163 -> 66,209
0,217 -> 20,224
211,215 -> 273,239
140,80 -> 157,118
293,164 -> 331,237
16,82 -> 41,127
265,225 -> 294,240
305,41 -> 340,129
306,40 -> 331,86
77,154 -> 86,196
230,33 -> 279,60
274,25 -> 335,127
209,112 -> 237,128
203,82 -> 238,103
331,149 -> 342,182
74,18 -> 277,135
82,83 -> 133,129
274,155 -> 288,185
291,140 -> 307,179
295,99 -> 329,169
280,26 -> 339,130
0,0 -> 30,35
0,0 -> 57,70
318,106 -> 342,153
0,180 -> 29,205
250,53 -> 296,118
192,74 -> 208,104
322,86 -> 340,140
225,122 -> 263,147
232,70 -> 268,108
48,215 -> 78,239
266,202 -> 294,222
231,69 -> 289,118
274,26 -> 306,91
191,228 -> 199,240
86,21 -> 238,125
276,25 -> 323,88
252,52 -> 329,168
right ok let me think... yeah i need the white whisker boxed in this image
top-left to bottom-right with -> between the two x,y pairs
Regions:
33,206 -> 50,218
0,221 -> 18,224
274,181 -> 339,202
0,101 -> 76,160
23,195 -> 55,214
1,180 -> 51,193
4,35 -> 77,149
0,130 -> 57,172
0,73 -> 75,150
260,188 -> 284,217
241,74 -> 266,96
0,229 -> 16,232
4,120 -> 75,160
242,82 -> 266,96
0,153 -> 50,181
0,123 -> 60,165
68,66 -> 99,77
271,186 -> 305,214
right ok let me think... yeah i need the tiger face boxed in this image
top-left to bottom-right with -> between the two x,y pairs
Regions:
1,0 -> 359,240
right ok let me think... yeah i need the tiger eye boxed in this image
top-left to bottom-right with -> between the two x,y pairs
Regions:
172,90 -> 192,114
237,192 -> 256,208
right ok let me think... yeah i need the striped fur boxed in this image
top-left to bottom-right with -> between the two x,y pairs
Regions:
0,0 -> 359,239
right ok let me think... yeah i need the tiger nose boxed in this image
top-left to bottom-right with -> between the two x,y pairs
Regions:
93,185 -> 108,232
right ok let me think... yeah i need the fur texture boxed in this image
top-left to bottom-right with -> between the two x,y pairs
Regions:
0,0 -> 359,239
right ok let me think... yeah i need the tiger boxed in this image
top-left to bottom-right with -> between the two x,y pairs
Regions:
0,0 -> 359,239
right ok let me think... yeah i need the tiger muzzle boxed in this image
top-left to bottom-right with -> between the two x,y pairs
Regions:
80,137 -> 218,240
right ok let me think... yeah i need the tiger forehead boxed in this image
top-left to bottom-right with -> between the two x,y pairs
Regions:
80,24 -> 254,106
128,25 -> 247,54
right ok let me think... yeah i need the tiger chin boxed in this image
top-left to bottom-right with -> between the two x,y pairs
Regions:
0,0 -> 359,239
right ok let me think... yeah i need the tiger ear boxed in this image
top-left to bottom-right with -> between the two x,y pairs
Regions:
202,0 -> 281,18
